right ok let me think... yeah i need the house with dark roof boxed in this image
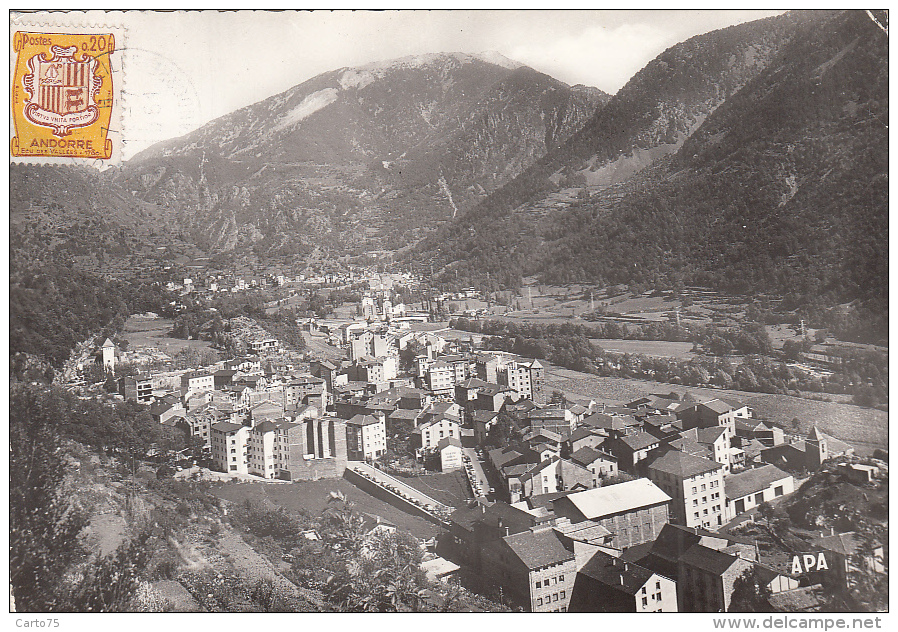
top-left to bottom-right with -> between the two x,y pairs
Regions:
471,409 -> 500,444
644,448 -> 725,529
760,427 -> 852,473
677,399 -> 752,440
606,430 -> 662,472
735,419 -> 784,447
479,526 -> 578,612
569,446 -> 618,485
725,464 -> 794,519
808,530 -> 885,589
444,500 -> 540,568
568,426 -> 607,453
569,550 -> 677,612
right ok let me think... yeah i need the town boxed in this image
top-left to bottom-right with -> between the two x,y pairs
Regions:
69,270 -> 886,613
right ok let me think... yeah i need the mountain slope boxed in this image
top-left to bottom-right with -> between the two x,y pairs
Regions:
114,53 -> 609,255
449,10 -> 825,223
418,10 -> 887,320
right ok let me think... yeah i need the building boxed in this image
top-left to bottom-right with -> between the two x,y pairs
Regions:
645,449 -> 725,530
606,431 -> 661,472
735,420 -> 784,447
345,414 -> 386,461
100,338 -> 116,372
528,407 -> 576,436
482,526 -> 578,612
568,447 -> 619,487
438,437 -> 464,471
808,531 -> 885,589
412,415 -> 461,453
425,361 -> 455,397
249,338 -> 279,353
725,464 -> 795,519
678,399 -> 752,440
283,375 -> 326,411
760,427 -> 853,472
180,370 -> 215,398
675,426 -> 732,473
552,479 -> 671,550
211,422 -> 250,475
569,550 -> 678,612
118,373 -> 154,403
496,361 -> 534,399
471,409 -> 500,444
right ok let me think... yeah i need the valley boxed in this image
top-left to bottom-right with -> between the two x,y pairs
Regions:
9,9 -> 887,616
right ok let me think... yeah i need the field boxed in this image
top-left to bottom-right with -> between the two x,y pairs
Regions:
398,470 -> 472,507
212,478 -> 442,539
542,365 -> 887,455
590,339 -> 696,359
122,314 -> 217,355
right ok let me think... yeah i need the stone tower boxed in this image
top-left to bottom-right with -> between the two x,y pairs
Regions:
101,338 -> 116,373
805,426 -> 829,470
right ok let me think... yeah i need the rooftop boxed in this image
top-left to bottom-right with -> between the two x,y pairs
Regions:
569,446 -> 616,467
503,529 -> 575,570
620,431 -> 661,451
646,449 -> 722,478
346,414 -> 382,427
578,550 -> 655,595
725,464 -> 792,500
679,543 -> 739,576
559,479 -> 671,520
212,421 -> 245,433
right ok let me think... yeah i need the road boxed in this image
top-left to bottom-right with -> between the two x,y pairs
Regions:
349,461 -> 451,511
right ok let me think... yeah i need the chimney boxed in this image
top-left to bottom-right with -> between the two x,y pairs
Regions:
619,573 -> 625,585
505,526 -> 510,537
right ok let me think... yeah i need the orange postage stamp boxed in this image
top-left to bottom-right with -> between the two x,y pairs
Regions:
11,30 -> 116,160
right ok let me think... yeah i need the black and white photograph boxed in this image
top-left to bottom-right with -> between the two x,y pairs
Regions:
8,8 -> 889,619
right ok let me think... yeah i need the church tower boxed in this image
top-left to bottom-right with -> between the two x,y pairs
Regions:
805,426 -> 829,469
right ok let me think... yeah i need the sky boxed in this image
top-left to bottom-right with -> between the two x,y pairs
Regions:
108,10 -> 786,159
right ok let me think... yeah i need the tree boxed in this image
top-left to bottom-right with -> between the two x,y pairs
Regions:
729,566 -> 773,612
9,386 -> 88,611
757,501 -> 776,528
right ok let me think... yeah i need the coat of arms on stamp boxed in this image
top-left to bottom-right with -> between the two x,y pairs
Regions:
11,31 -> 115,159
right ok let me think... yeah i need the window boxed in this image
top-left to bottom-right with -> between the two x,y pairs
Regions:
535,581 -> 541,589
560,591 -> 565,599
559,575 -> 564,583
536,598 -> 543,607
701,484 -> 707,491
692,487 -> 697,494
693,499 -> 698,507
641,587 -> 646,594
775,485 -> 784,497
553,593 -> 559,602
656,581 -> 661,590
642,597 -> 648,607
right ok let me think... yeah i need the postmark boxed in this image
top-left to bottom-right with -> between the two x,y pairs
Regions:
11,31 -> 115,159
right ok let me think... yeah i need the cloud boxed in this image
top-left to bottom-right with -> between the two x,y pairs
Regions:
508,22 -> 676,93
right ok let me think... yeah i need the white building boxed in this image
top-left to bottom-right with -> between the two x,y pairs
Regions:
346,414 -> 387,461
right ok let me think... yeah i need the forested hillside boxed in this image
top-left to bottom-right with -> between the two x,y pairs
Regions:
416,11 -> 888,340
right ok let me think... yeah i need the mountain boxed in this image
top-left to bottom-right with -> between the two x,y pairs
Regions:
445,11 -> 821,220
114,52 -> 609,255
417,11 -> 888,316
8,163 -> 198,276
